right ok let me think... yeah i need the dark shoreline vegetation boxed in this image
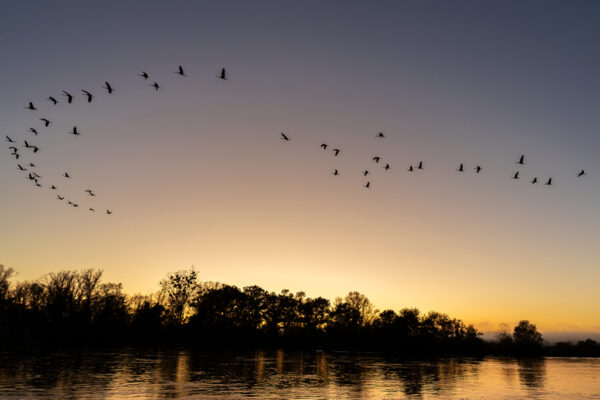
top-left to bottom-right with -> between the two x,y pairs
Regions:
0,266 -> 598,356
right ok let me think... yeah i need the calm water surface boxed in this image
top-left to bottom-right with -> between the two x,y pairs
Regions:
0,349 -> 598,399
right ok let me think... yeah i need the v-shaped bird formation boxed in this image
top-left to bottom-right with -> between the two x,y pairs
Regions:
8,65 -> 229,216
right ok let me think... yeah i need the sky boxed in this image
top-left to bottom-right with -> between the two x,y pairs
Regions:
1,0 -> 599,335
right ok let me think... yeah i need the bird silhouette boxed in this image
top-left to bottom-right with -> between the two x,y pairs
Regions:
11,152 -> 19,160
103,81 -> 114,94
72,204 -> 79,208
546,178 -> 552,185
9,146 -> 18,153
84,189 -> 95,196
517,155 -> 525,165
63,172 -> 70,178
32,172 -> 41,179
531,177 -> 538,184
474,165 -> 482,173
408,165 -> 414,172
458,163 -> 464,172
28,128 -> 38,135
69,126 -> 80,136
50,185 -> 57,190
17,164 -> 26,171
47,96 -> 58,105
333,169 -> 339,175
363,170 -> 369,176
57,195 -> 64,200
106,209 -> 112,215
138,71 -> 150,80
27,173 -> 35,180
23,140 -> 32,148
333,149 -> 340,156
5,136 -> 15,143
512,171 -> 520,179
577,170 -> 586,177
28,163 -> 36,167
418,161 -> 423,170
151,82 -> 160,90
364,182 -> 370,188
25,102 -> 36,110
218,68 -> 227,80
175,65 -> 186,77
67,201 -> 73,205
320,144 -> 327,150
81,90 -> 94,103
35,182 -> 42,188
62,91 -> 74,103
376,132 -> 385,138
89,208 -> 95,212
40,118 -> 51,127
372,156 -> 381,163
280,132 -> 289,141
384,164 -> 390,170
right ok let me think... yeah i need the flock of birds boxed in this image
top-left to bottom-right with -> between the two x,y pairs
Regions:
5,63 -> 589,215
279,133 -> 587,189
6,66 -> 228,215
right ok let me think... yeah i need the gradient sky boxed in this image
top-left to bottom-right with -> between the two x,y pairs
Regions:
1,0 -> 599,334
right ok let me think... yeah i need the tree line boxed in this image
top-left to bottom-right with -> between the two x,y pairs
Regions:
0,265 -> 597,356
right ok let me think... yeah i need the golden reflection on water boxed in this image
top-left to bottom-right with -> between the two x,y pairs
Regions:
0,350 -> 598,399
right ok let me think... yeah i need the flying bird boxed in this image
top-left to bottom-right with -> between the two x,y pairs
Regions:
50,185 -> 57,190
408,165 -> 414,172
384,164 -> 390,170
23,140 -> 32,148
474,165 -> 482,173
27,173 -> 35,180
32,172 -> 41,179
25,102 -> 36,110
11,152 -> 19,159
57,195 -> 64,200
517,155 -> 525,165
320,144 -> 327,150
69,126 -> 80,136
577,170 -> 586,177
17,164 -> 26,171
40,118 -> 51,127
63,172 -> 70,178
62,91 -> 74,103
150,82 -> 160,90
218,68 -> 227,80
81,90 -> 94,103
89,208 -> 95,212
545,178 -> 552,185
458,163 -> 464,172
364,182 -> 370,188
138,71 -> 150,80
333,169 -> 339,176
531,177 -> 538,184
9,146 -> 17,153
103,81 -> 114,94
84,189 -> 95,196
418,161 -> 423,170
47,96 -> 58,105
35,182 -> 42,188
280,132 -> 289,141
512,171 -> 520,179
175,65 -> 186,76
363,170 -> 369,176
106,209 -> 113,215
28,163 -> 36,167
5,136 -> 15,143
333,148 -> 340,156
376,132 -> 385,138
28,128 -> 38,135
372,156 -> 381,163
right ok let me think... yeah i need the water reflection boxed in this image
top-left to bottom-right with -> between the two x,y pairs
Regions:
0,350 -> 597,399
